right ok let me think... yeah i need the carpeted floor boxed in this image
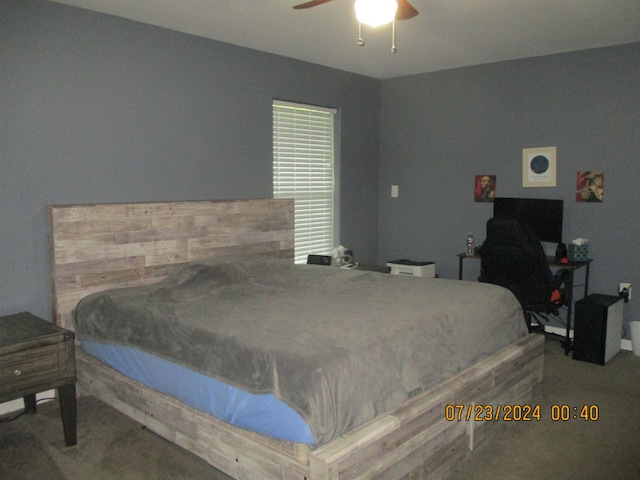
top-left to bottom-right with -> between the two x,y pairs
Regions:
2,337 -> 639,479
0,394 -> 230,480
451,337 -> 640,479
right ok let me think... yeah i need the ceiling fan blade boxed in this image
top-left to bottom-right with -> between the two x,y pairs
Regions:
293,0 -> 335,9
396,0 -> 419,20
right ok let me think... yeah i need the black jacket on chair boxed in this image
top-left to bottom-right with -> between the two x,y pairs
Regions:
477,218 -> 566,331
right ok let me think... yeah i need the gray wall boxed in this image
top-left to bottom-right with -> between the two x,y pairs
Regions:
1,0 -> 381,321
379,43 -> 640,336
3,0 -> 638,339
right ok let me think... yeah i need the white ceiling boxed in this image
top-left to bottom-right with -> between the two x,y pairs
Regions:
50,0 -> 640,79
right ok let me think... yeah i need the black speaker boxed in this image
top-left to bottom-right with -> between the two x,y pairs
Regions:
555,242 -> 567,261
307,254 -> 332,266
573,294 -> 623,365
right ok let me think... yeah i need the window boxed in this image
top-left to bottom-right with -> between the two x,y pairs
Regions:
273,100 -> 338,264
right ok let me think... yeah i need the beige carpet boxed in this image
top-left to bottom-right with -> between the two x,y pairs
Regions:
2,338 -> 639,479
1,395 -> 230,480
451,338 -> 640,479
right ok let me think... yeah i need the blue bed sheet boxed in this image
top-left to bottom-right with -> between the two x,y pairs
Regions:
81,340 -> 316,444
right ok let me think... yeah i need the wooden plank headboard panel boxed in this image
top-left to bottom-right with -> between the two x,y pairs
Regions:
49,199 -> 294,330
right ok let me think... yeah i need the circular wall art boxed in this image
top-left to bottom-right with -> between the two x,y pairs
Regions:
530,155 -> 549,174
523,147 -> 556,187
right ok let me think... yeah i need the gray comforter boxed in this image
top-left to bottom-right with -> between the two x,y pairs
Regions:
74,255 -> 527,445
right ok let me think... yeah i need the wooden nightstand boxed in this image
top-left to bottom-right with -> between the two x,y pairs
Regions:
0,312 -> 77,446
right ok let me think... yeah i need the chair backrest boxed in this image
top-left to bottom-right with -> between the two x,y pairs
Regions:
477,218 -> 553,308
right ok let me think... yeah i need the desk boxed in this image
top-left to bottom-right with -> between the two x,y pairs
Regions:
0,312 -> 77,446
457,253 -> 592,354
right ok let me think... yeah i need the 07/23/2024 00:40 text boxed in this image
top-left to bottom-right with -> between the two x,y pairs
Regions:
444,404 -> 600,422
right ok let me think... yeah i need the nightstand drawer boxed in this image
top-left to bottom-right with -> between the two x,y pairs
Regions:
0,312 -> 77,446
0,341 -> 72,397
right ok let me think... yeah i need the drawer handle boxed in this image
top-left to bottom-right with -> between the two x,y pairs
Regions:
14,369 -> 22,376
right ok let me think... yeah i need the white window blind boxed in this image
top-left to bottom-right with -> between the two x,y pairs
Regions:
273,100 -> 336,264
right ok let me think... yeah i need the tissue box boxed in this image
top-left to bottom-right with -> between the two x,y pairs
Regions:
568,244 -> 589,262
386,259 -> 436,277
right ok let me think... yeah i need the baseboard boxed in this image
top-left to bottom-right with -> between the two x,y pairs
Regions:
544,325 -> 572,339
541,325 -> 633,352
0,390 -> 56,416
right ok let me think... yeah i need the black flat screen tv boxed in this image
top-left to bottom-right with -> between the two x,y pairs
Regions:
493,197 -> 564,244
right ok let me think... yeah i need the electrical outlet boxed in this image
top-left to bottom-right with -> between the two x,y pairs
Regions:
619,283 -> 631,301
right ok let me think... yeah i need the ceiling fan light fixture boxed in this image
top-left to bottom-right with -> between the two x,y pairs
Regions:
354,0 -> 398,27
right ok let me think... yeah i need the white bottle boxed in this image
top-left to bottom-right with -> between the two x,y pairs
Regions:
466,233 -> 475,256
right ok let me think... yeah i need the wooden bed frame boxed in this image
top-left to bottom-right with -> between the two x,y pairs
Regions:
48,199 -> 544,480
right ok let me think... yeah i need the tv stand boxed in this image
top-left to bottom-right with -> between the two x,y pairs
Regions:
457,252 -> 591,355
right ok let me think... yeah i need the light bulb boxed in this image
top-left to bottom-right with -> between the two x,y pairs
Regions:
354,0 -> 398,27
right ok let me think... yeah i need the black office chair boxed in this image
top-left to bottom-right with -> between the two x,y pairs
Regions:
477,217 -> 570,333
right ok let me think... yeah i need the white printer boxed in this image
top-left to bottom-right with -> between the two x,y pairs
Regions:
386,259 -> 436,277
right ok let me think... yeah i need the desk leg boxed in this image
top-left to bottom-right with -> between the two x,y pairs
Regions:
563,262 -> 591,355
584,262 -> 590,296
562,269 -> 575,355
458,256 -> 463,280
58,383 -> 77,446
564,300 -> 573,355
23,394 -> 37,414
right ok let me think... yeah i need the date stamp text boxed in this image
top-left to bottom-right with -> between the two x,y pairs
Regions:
444,404 -> 599,422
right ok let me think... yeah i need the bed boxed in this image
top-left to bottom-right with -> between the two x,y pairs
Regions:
48,199 -> 544,480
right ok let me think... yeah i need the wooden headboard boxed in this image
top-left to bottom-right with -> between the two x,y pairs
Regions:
49,199 -> 294,331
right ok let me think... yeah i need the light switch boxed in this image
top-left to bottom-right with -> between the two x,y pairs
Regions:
391,184 -> 399,198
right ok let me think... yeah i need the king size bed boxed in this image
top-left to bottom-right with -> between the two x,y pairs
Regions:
48,199 -> 544,480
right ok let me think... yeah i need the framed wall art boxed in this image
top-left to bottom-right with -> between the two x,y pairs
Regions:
522,146 -> 556,187
576,170 -> 604,202
474,175 -> 496,202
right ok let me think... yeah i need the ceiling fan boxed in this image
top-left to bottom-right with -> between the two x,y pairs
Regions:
293,0 -> 419,52
293,0 -> 419,22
